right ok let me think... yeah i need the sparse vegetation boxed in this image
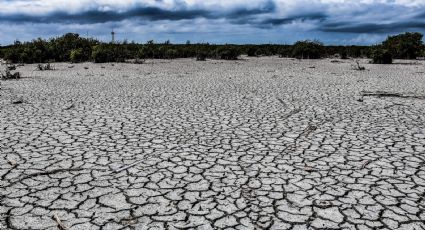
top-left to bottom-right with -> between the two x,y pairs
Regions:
0,32 -> 423,63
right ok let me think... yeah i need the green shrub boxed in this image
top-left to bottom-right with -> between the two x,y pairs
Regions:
247,47 -> 259,57
292,40 -> 324,59
420,48 -> 425,58
70,48 -> 84,63
165,49 -> 178,59
372,48 -> 393,64
137,48 -> 146,59
196,53 -> 206,61
91,45 -> 111,63
340,49 -> 348,59
277,46 -> 293,58
3,48 -> 21,63
91,45 -> 127,63
215,46 -> 240,60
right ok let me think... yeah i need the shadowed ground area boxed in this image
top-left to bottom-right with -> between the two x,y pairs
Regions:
1,57 -> 425,229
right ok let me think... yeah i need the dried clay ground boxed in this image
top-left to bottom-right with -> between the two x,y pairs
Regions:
1,57 -> 425,230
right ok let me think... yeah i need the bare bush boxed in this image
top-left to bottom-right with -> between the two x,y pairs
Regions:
37,63 -> 54,71
1,68 -> 20,80
352,60 -> 366,71
7,64 -> 16,70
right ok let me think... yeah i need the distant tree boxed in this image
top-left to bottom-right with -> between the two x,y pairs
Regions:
382,32 -> 423,59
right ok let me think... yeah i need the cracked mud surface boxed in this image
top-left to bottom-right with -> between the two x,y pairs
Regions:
1,57 -> 425,229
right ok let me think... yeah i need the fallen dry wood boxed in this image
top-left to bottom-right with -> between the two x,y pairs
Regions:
8,168 -> 84,187
7,159 -> 17,167
63,103 -> 75,110
112,159 -> 150,173
302,124 -> 318,137
361,91 -> 425,99
53,213 -> 69,230
352,60 -> 366,71
112,147 -> 178,173
277,98 -> 285,105
361,160 -> 371,169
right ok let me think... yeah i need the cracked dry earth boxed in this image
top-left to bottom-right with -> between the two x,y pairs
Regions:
1,57 -> 425,230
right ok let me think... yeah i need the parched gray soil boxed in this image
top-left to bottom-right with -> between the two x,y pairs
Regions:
1,57 -> 425,229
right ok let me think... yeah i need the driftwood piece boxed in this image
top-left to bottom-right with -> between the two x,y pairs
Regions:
11,98 -> 23,104
8,168 -> 84,187
352,60 -> 365,70
111,147 -> 177,173
361,91 -> 425,100
53,213 -> 69,230
63,103 -> 75,110
112,159 -> 149,173
361,160 -> 371,169
7,159 -> 17,167
303,124 -> 318,137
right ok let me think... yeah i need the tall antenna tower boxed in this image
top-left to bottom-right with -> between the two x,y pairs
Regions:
111,29 -> 115,43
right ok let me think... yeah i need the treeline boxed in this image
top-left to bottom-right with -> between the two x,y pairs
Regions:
370,32 -> 424,64
0,32 -> 423,63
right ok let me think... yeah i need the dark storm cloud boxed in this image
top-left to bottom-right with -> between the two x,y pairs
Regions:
321,21 -> 425,33
224,0 -> 276,19
0,1 -> 276,24
413,11 -> 425,19
0,7 -> 210,24
261,13 -> 327,26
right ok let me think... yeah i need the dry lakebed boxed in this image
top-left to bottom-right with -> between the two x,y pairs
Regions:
1,57 -> 425,229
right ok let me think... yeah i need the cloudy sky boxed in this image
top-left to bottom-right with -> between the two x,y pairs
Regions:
1,0 -> 425,45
